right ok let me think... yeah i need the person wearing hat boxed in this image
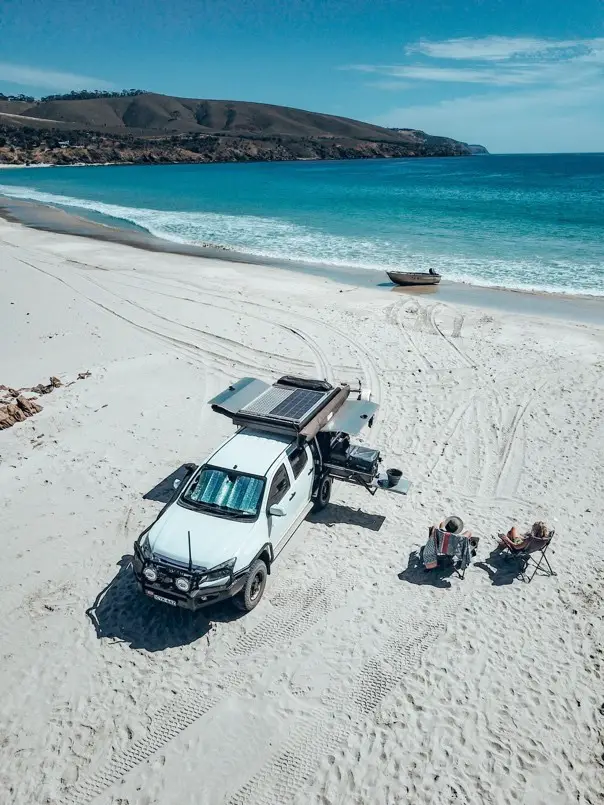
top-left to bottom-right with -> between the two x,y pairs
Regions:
423,515 -> 477,572
440,516 -> 477,550
440,516 -> 465,535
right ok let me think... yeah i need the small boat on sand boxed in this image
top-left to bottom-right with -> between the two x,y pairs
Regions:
387,270 -> 441,287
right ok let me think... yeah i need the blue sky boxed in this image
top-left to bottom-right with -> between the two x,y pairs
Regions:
1,0 -> 603,152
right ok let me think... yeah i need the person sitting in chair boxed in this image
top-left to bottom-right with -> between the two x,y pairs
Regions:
498,521 -> 549,551
424,515 -> 477,572
502,525 -> 526,546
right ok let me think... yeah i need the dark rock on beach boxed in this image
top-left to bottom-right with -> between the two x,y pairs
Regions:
0,374 -> 77,431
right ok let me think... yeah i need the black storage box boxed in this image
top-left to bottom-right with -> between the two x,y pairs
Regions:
325,442 -> 380,481
346,445 -> 380,475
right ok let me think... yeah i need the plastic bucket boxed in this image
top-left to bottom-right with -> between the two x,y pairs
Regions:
386,468 -> 402,487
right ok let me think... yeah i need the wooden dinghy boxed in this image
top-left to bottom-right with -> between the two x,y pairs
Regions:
387,270 -> 441,286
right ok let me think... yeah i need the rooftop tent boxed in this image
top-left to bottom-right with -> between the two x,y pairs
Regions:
209,375 -> 352,438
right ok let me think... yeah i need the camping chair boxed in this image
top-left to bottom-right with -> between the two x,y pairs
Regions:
497,528 -> 556,582
423,526 -> 478,579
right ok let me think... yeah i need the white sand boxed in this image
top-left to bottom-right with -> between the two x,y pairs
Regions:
0,218 -> 603,805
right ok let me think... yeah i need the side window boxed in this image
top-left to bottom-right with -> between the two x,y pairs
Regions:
267,464 -> 291,507
287,445 -> 308,479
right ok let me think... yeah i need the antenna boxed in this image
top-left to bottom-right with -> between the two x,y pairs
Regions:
187,530 -> 193,573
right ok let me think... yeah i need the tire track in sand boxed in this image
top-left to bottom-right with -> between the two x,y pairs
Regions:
390,300 -> 435,372
79,271 -> 331,379
495,379 -> 548,498
226,591 -> 462,805
60,565 -> 361,805
431,304 -> 476,370
78,269 -> 335,382
83,269 -> 380,418
424,397 -> 475,481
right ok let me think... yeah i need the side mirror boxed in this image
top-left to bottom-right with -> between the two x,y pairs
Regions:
173,478 -> 182,490
269,505 -> 286,517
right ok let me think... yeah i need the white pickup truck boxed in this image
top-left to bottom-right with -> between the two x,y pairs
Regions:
133,375 -> 408,612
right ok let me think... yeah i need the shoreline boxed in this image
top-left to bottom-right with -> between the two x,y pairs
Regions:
1,193 -> 603,325
0,161 -> 134,169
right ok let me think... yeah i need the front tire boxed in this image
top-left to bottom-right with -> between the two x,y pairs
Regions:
312,475 -> 332,513
234,559 -> 268,612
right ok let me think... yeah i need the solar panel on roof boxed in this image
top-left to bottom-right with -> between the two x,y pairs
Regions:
242,385 -> 328,424
269,388 -> 324,421
242,386 -> 292,416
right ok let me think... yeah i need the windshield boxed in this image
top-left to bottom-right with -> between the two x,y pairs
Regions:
181,466 -> 265,518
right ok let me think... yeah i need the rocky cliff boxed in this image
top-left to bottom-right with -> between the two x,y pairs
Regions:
466,144 -> 489,155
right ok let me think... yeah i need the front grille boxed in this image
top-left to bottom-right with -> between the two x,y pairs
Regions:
148,563 -> 193,591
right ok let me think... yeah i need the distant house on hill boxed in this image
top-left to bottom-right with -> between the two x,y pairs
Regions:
58,140 -> 70,148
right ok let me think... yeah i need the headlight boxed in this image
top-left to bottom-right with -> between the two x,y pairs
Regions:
143,566 -> 158,582
198,558 -> 236,587
175,577 -> 191,592
198,575 -> 231,589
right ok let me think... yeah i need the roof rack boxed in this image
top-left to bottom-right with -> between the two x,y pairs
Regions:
209,375 -> 378,440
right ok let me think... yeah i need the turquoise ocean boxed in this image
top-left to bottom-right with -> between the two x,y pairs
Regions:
1,153 -> 603,296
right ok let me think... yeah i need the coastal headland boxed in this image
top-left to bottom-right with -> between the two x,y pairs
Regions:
0,91 -> 487,165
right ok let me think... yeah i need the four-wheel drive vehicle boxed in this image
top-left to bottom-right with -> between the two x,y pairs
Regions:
133,375 -> 408,612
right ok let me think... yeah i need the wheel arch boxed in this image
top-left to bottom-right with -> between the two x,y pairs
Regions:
253,543 -> 274,574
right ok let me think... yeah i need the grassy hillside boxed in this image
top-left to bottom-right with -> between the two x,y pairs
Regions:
2,93 -> 432,140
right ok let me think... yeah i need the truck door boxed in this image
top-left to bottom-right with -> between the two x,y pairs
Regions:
286,443 -> 314,519
266,463 -> 293,549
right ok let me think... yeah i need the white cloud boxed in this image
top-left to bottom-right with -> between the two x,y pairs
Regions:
0,62 -> 114,91
354,64 -> 544,86
351,55 -> 604,88
364,80 -> 412,91
394,65 -> 527,84
405,36 -> 581,61
344,37 -> 604,88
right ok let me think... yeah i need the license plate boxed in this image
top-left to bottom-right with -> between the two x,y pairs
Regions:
149,592 -> 177,606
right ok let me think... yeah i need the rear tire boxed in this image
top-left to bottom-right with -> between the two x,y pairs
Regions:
234,559 -> 267,612
312,475 -> 332,513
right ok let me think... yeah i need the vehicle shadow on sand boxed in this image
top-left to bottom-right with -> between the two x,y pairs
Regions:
86,555 -> 243,652
398,549 -> 460,589
309,502 -> 386,532
143,463 -> 197,504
